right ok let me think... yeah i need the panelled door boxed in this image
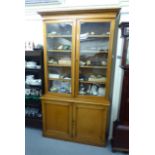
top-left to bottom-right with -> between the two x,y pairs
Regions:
42,100 -> 73,140
73,103 -> 108,145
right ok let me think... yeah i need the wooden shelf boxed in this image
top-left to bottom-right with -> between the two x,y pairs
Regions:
49,78 -> 71,82
48,50 -> 71,52
79,80 -> 106,84
80,35 -> 109,42
47,34 -> 72,38
80,66 -> 107,69
87,34 -> 109,38
80,50 -> 108,54
48,64 -> 71,67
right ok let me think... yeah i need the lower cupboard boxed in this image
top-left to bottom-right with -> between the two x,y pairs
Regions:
42,99 -> 109,146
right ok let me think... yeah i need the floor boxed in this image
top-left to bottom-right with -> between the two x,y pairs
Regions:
25,128 -> 129,155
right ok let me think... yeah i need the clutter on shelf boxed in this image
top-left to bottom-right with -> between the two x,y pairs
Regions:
25,75 -> 42,86
25,107 -> 42,119
49,81 -> 71,94
25,61 -> 41,69
79,84 -> 106,96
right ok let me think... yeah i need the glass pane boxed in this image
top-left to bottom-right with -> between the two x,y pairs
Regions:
79,22 -> 110,96
47,23 -> 72,36
46,22 -> 72,94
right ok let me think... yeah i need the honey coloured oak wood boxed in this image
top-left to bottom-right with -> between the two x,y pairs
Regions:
39,8 -> 119,146
73,103 -> 108,146
41,96 -> 109,145
42,100 -> 72,140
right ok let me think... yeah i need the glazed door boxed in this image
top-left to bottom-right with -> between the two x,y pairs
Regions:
44,20 -> 76,96
42,101 -> 72,140
75,19 -> 114,98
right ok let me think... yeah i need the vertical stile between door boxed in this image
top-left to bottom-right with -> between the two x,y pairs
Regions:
105,19 -> 116,99
43,22 -> 49,94
71,19 -> 76,97
75,19 -> 81,97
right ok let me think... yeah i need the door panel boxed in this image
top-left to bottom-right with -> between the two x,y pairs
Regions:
42,100 -> 72,140
75,19 -> 113,98
43,20 -> 76,96
74,103 -> 108,145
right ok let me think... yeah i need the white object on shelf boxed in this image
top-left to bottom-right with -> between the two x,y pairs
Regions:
101,61 -> 107,65
80,33 -> 89,40
64,77 -> 71,80
25,75 -> 42,86
50,31 -> 57,35
88,77 -> 106,82
58,58 -> 71,65
90,32 -> 95,35
25,88 -> 31,95
48,74 -> 60,78
25,41 -> 34,51
36,65 -> 41,69
80,61 -> 86,66
98,87 -> 106,96
90,85 -> 98,96
30,79 -> 42,86
57,45 -> 63,50
26,61 -> 37,69
26,75 -> 34,79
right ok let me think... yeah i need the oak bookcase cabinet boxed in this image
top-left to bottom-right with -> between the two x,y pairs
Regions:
39,8 -> 119,146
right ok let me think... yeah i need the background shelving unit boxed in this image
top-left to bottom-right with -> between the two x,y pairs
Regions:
25,49 -> 44,129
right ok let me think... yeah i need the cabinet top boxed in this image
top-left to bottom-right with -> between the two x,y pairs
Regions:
38,8 -> 120,17
41,94 -> 110,106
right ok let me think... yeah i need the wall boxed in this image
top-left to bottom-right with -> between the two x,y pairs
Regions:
25,0 -> 129,140
109,6 -> 129,139
25,19 -> 43,45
